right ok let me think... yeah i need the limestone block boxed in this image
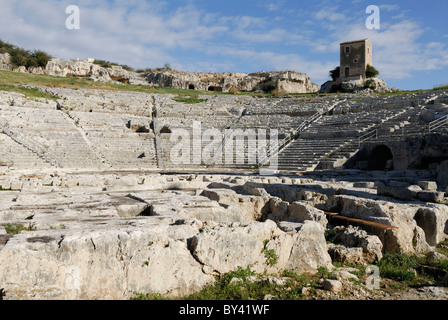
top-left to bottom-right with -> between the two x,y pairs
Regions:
332,225 -> 383,263
286,201 -> 328,227
414,205 -> 448,246
10,181 -> 23,191
0,219 -> 212,300
328,244 -> 366,265
353,182 -> 375,188
190,220 -> 331,275
407,185 -> 423,197
377,185 -> 413,201
322,279 -> 342,292
200,189 -> 239,203
389,180 -> 410,188
418,181 -> 438,191
268,197 -> 289,221
326,195 -> 429,254
1,181 -> 11,190
417,191 -> 444,203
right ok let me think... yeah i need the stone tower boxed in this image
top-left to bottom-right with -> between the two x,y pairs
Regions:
340,39 -> 372,81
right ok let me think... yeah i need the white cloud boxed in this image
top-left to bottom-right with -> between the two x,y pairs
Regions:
330,19 -> 448,80
204,45 -> 337,83
1,0 -> 444,89
379,4 -> 400,12
0,0 -> 234,68
314,7 -> 347,22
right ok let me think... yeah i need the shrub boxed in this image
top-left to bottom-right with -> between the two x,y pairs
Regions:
364,78 -> 377,90
261,79 -> 277,93
329,66 -> 340,81
261,239 -> 279,266
5,223 -> 36,235
0,39 -> 52,68
271,88 -> 288,97
376,252 -> 418,281
365,64 -> 379,78
31,50 -> 52,68
93,59 -> 116,68
120,65 -> 134,72
228,87 -> 239,95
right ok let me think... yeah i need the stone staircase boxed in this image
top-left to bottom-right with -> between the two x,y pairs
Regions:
69,110 -> 158,170
0,115 -> 59,168
318,103 -> 448,170
275,137 -> 354,172
271,104 -> 415,172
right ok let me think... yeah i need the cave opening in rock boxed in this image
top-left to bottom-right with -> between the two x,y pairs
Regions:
369,145 -> 393,170
414,209 -> 437,246
208,86 -> 223,92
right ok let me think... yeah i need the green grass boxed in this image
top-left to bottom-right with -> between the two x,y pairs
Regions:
375,252 -> 418,282
172,94 -> 208,104
132,266 -> 315,301
1,68 -> 446,107
0,70 -> 231,99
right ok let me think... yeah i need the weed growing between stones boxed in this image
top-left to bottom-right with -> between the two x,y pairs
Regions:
4,223 -> 36,235
261,239 -> 279,267
132,266 -> 316,301
172,94 -> 207,104
131,251 -> 448,301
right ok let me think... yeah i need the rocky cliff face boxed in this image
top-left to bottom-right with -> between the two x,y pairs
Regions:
0,57 -> 146,85
45,59 -> 131,84
0,53 -> 11,71
319,77 -> 390,94
2,55 -> 318,93
146,70 -> 319,94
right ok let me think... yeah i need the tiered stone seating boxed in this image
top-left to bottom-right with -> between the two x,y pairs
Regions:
158,115 -> 240,169
0,106 -> 103,169
272,103 -> 411,172
275,138 -> 353,172
69,111 -> 158,169
36,86 -> 154,116
0,134 -> 53,169
213,99 -> 336,169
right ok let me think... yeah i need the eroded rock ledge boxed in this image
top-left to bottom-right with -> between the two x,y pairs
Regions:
0,171 -> 447,300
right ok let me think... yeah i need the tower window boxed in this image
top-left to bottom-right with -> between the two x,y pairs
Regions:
345,46 -> 350,53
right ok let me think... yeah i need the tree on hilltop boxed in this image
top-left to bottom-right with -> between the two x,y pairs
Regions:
329,66 -> 340,81
366,64 -> 379,78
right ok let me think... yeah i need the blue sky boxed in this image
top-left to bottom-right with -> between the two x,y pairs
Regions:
0,0 -> 447,90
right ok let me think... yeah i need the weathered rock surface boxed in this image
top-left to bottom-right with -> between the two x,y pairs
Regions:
319,77 -> 389,93
0,217 -> 213,300
322,279 -> 342,292
45,59 -> 130,84
279,201 -> 328,227
191,219 -> 332,275
324,195 -> 436,253
327,225 -> 383,264
1,85 -> 448,301
146,70 -> 318,94
0,53 -> 11,70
